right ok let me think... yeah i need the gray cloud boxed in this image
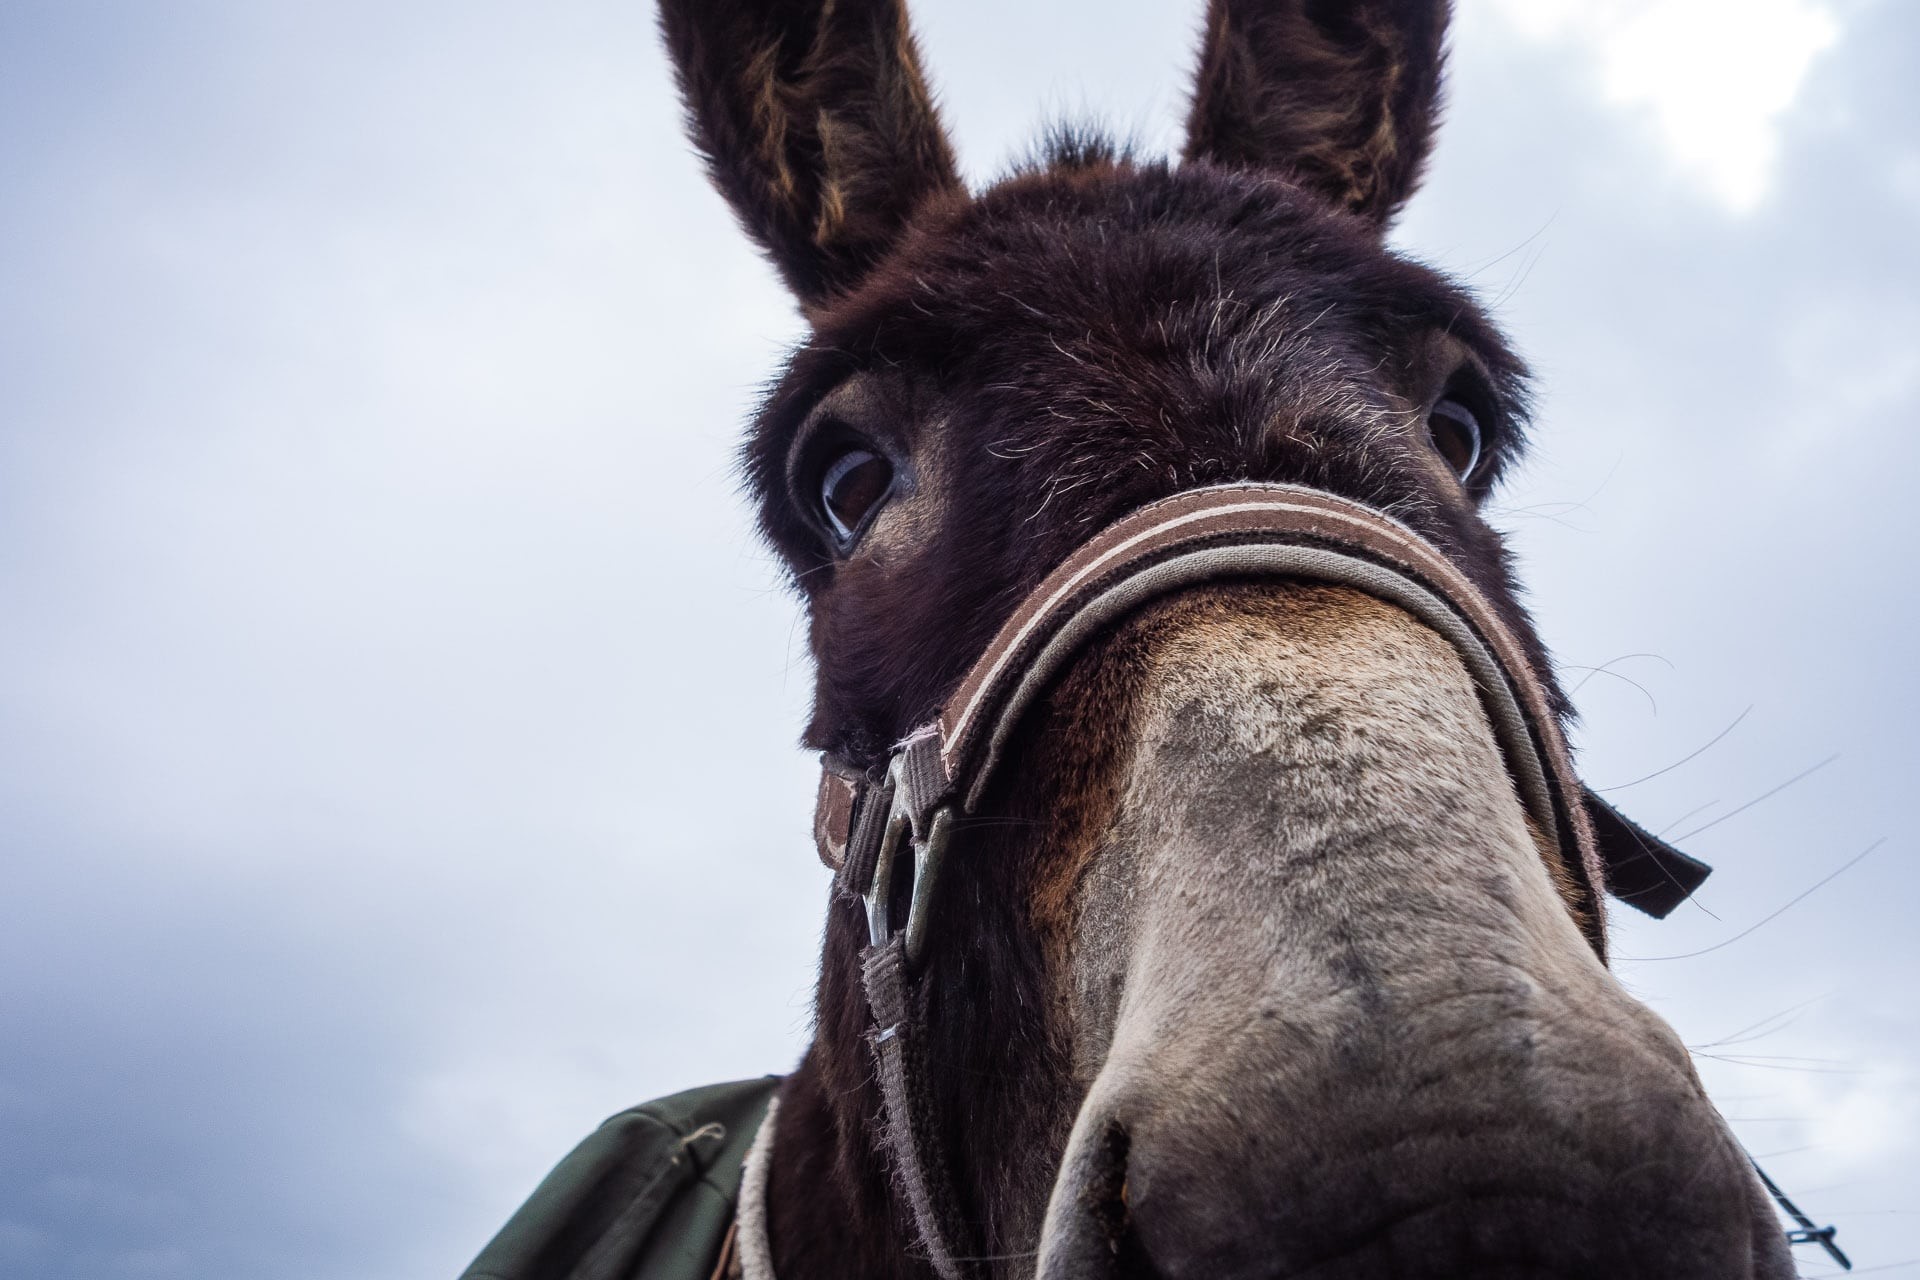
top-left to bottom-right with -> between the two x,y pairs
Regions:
0,2 -> 1911,1277
1406,3 -> 1919,1266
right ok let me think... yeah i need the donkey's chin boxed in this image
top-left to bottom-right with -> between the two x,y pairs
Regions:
1031,584 -> 1794,1280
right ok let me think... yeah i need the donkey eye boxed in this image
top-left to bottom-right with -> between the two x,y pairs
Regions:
1427,398 -> 1484,481
819,447 -> 895,545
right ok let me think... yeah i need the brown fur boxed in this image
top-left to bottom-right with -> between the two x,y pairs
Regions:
658,2 -> 1792,1276
1184,1 -> 1449,222
658,0 -> 960,307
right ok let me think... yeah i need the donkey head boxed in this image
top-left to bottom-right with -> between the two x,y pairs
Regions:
662,2 -> 1794,1276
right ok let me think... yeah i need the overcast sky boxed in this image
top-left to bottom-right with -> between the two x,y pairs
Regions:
1,2 -> 1913,1277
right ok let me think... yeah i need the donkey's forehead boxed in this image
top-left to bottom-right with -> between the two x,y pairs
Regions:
744,163 -> 1528,578
773,162 -> 1515,420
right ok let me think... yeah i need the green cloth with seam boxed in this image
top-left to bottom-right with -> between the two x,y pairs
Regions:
460,1076 -> 779,1280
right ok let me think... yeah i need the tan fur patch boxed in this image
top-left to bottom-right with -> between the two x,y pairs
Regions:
745,42 -> 801,209
1031,584 -> 1609,1075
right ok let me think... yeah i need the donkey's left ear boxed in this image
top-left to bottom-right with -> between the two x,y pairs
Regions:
659,0 -> 961,309
1183,0 -> 1450,226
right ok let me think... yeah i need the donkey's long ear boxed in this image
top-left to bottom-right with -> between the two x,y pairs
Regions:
659,0 -> 960,308
1183,0 -> 1449,225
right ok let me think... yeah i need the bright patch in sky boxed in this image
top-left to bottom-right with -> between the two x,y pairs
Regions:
1486,0 -> 1840,211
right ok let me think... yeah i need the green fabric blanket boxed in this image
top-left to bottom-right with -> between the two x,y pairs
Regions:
461,1076 -> 779,1280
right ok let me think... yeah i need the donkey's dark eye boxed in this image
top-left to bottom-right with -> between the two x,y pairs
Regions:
1427,398 -> 1484,481
819,447 -> 894,545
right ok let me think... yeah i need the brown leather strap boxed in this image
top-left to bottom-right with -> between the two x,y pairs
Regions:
813,769 -> 859,872
940,486 -> 1565,790
1584,789 -> 1713,918
707,1221 -> 740,1280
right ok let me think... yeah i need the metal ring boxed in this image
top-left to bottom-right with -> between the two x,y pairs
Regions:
862,755 -> 955,967
901,807 -> 952,967
864,781 -> 908,949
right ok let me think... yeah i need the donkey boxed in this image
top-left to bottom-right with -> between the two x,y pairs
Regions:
646,1 -> 1799,1276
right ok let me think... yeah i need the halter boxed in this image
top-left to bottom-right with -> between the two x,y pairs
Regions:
808,483 -> 1739,1280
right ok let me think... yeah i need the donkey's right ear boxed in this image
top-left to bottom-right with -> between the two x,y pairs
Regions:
659,0 -> 961,309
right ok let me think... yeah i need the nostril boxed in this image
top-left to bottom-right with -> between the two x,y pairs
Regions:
1040,1119 -> 1160,1280
1082,1122 -> 1131,1255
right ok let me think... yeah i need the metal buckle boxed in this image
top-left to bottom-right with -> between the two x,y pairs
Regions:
863,754 -> 954,968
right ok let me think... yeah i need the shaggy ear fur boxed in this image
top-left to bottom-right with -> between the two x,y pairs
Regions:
658,0 -> 961,308
1183,0 -> 1450,225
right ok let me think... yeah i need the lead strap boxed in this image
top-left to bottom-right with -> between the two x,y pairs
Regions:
862,936 -> 977,1280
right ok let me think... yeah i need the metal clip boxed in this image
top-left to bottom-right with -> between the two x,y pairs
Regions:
862,753 -> 954,968
1753,1159 -> 1851,1271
